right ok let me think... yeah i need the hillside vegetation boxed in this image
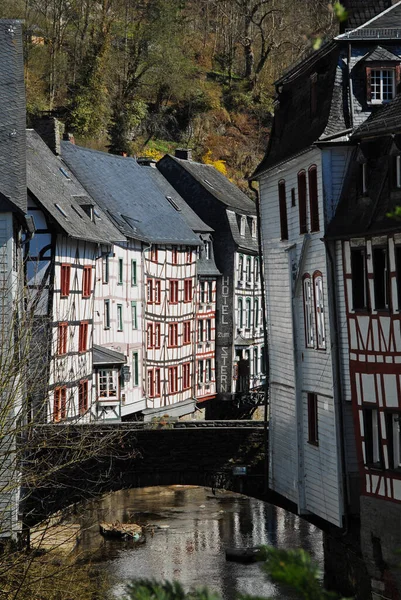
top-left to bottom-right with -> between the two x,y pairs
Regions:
2,0 -> 338,188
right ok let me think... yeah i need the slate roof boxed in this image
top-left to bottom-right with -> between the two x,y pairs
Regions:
27,131 -> 123,244
226,211 -> 258,253
93,344 -> 126,366
352,93 -> 401,138
61,142 -> 201,246
361,45 -> 400,63
326,137 -> 401,239
162,156 -> 256,215
341,0 -> 393,31
142,165 -> 213,233
337,1 -> 401,40
253,43 -> 344,177
0,20 -> 26,212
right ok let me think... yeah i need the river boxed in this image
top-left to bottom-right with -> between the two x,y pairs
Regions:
75,486 -> 323,599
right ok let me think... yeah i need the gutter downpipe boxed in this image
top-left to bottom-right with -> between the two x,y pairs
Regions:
348,42 -> 354,129
325,238 -> 349,533
248,180 -> 270,496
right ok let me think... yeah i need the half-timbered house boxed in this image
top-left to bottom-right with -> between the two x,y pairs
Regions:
158,151 -> 264,418
61,143 -> 201,420
25,128 -> 121,423
138,160 -> 221,415
253,1 -> 401,527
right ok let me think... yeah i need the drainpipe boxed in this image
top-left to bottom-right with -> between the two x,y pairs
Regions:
325,238 -> 349,532
348,42 -> 354,129
248,180 -> 270,495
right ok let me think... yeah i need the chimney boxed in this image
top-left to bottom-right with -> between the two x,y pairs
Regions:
32,116 -> 62,155
175,148 -> 192,161
63,131 -> 75,145
136,157 -> 157,167
0,20 -> 27,212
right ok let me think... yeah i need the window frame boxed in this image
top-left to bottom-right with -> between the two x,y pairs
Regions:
147,323 -> 154,349
366,66 -> 397,104
237,297 -> 243,329
154,279 -> 161,305
313,271 -> 326,350
104,299 -> 110,329
78,321 -> 89,353
168,366 -> 178,394
132,352 -> 139,387
184,278 -> 193,303
303,274 -> 314,348
168,323 -> 178,347
169,279 -> 179,304
60,264 -> 71,297
131,259 -> 137,286
78,380 -> 89,415
154,323 -> 161,349
373,246 -> 390,311
183,362 -> 191,390
183,320 -> 191,345
131,301 -> 138,329
278,180 -> 288,241
117,304 -> 123,332
57,322 -> 68,355
53,386 -> 67,422
98,369 -> 118,400
82,265 -> 92,298
118,257 -> 123,285
102,255 -> 109,284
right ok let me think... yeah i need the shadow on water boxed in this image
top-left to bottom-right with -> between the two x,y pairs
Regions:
70,486 -> 323,600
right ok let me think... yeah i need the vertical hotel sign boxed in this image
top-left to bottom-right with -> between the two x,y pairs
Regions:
216,276 -> 233,400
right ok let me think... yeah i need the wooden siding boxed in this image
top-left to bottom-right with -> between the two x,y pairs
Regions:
260,147 -> 344,526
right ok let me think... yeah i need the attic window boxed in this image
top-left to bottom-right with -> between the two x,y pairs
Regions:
240,216 -> 246,236
55,203 -> 68,218
71,205 -> 83,219
81,204 -> 95,221
251,217 -> 257,239
166,196 -> 181,211
59,167 -> 71,180
366,67 -> 398,104
94,207 -> 101,219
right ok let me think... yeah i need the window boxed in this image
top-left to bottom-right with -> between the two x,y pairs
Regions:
240,216 -> 246,236
104,300 -> 110,329
78,322 -> 88,352
206,319 -> 212,342
363,408 -> 382,466
251,218 -> 257,239
78,380 -> 89,415
313,273 -> 326,350
169,280 -> 179,304
168,323 -> 178,347
118,258 -> 123,285
82,266 -> 92,297
147,279 -> 153,304
60,264 -> 71,297
147,323 -> 154,349
253,347 -> 258,375
254,299 -> 259,328
245,297 -> 252,328
238,255 -> 244,280
183,321 -> 191,344
98,369 -> 117,399
197,320 -> 204,343
200,281 -> 207,304
205,359 -> 212,382
308,166 -> 319,232
148,369 -> 160,397
386,412 -> 401,470
154,279 -> 161,304
117,304 -> 123,331
57,322 -> 68,355
53,387 -> 66,422
204,241 -> 211,259
186,246 -> 192,263
291,188 -> 296,207
351,248 -> 369,310
168,366 -> 178,394
237,297 -> 243,328
151,245 -> 158,262
184,279 -> 192,303
303,275 -> 314,348
154,323 -> 161,349
172,247 -> 178,264
132,352 -> 139,387
254,258 -> 259,283
102,255 -> 109,284
373,247 -> 389,311
278,180 -> 288,240
298,170 -> 307,234
198,360 -> 204,384
183,363 -> 191,390
307,393 -> 318,445
246,257 -> 252,282
131,260 -> 137,286
367,68 -> 396,104
131,301 -> 138,329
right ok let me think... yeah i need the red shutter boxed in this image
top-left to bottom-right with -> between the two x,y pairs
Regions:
82,266 -> 92,298
79,322 -> 88,352
61,264 -> 71,297
79,380 -> 88,414
155,369 -> 160,396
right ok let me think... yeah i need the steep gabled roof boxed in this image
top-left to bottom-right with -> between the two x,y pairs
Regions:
352,93 -> 401,138
93,344 -> 126,366
0,20 -> 26,212
142,165 -> 213,233
27,131 -> 123,244
226,210 -> 258,253
337,1 -> 401,40
158,156 -> 256,215
61,142 -> 200,246
341,1 -> 393,31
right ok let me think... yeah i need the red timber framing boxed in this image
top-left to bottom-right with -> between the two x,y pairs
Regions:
343,238 -> 401,503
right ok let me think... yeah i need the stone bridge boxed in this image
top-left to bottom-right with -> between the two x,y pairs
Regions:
22,420 -> 267,525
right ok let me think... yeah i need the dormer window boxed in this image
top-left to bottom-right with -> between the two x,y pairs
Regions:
240,216 -> 246,236
367,67 -> 396,104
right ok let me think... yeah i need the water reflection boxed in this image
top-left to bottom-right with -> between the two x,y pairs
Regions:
73,486 -> 323,599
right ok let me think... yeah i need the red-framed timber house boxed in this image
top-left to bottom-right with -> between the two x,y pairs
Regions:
327,92 -> 401,504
